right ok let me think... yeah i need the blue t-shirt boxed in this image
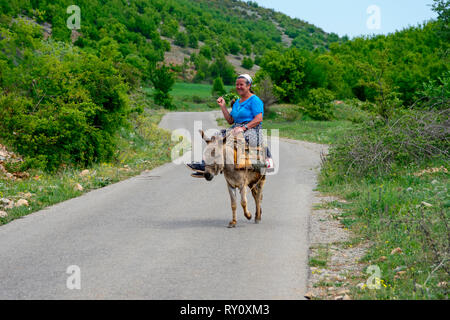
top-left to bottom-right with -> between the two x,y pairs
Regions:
230,95 -> 264,123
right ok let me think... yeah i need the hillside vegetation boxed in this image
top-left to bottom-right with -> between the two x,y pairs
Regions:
0,0 -> 345,172
0,0 -> 448,299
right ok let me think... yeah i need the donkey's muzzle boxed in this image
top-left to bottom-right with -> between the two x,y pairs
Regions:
204,172 -> 214,181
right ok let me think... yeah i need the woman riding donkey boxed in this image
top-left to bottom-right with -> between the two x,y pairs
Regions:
187,74 -> 274,177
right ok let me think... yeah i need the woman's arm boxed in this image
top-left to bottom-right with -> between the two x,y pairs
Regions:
217,97 -> 234,124
244,113 -> 263,129
232,113 -> 262,135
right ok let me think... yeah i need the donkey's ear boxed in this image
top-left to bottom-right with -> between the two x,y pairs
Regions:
199,129 -> 211,143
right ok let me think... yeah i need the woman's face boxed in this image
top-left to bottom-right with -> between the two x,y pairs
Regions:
235,78 -> 250,96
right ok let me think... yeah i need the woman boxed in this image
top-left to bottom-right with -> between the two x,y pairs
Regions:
188,74 -> 274,177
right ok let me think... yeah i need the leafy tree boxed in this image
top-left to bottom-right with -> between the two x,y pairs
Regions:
0,24 -> 130,171
160,18 -> 178,37
175,32 -> 188,47
209,56 -> 236,85
253,73 -> 277,113
303,88 -> 335,120
150,64 -> 175,109
241,57 -> 254,69
260,48 -> 307,103
199,45 -> 212,60
212,77 -> 226,96
188,33 -> 198,49
432,0 -> 450,41
227,39 -> 240,55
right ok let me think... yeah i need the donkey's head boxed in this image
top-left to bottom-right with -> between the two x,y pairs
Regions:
200,130 -> 226,181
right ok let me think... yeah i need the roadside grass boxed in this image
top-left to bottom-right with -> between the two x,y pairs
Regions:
145,82 -> 233,112
0,90 -> 174,226
263,99 -> 449,299
309,244 -> 331,268
263,102 -> 366,145
317,159 -> 449,299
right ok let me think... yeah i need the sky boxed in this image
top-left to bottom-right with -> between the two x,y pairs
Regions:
252,0 -> 438,38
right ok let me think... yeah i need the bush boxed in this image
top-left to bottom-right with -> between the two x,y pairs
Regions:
419,71 -> 450,110
209,56 -> 236,85
253,73 -> 277,113
0,41 -> 130,171
323,108 -> 449,177
241,57 -> 254,69
303,88 -> 335,120
188,33 -> 198,49
212,77 -> 226,96
223,92 -> 239,106
150,65 -> 175,109
191,95 -> 208,104
199,45 -> 212,60
174,32 -> 188,47
260,48 -> 307,103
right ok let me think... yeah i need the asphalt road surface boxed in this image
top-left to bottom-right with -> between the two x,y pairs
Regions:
0,111 -> 327,299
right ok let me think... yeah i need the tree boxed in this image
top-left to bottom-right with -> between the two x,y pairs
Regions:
212,77 -> 226,96
304,88 -> 335,120
241,57 -> 254,69
260,48 -> 307,103
432,0 -> 450,41
199,45 -> 212,60
188,33 -> 198,49
150,65 -> 175,109
253,73 -> 278,113
175,32 -> 188,47
209,56 -> 236,85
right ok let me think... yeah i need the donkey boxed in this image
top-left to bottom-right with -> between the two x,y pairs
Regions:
200,130 -> 266,228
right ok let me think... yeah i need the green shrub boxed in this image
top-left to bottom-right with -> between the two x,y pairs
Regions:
212,77 -> 226,96
419,71 -> 450,110
188,33 -> 198,49
260,48 -> 307,103
174,32 -> 188,47
0,32 -> 130,172
150,65 -> 175,109
223,92 -> 239,106
209,56 -> 236,85
191,95 -> 207,104
323,108 -> 449,177
303,88 -> 335,120
199,45 -> 212,60
241,57 -> 254,69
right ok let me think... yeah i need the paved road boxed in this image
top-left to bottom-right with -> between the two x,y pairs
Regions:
0,111 -> 326,299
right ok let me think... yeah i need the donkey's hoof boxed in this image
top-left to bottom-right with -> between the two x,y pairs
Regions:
228,221 -> 236,228
255,218 -> 261,224
244,213 -> 252,220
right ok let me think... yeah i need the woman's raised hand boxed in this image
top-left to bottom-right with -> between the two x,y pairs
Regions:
217,97 -> 226,108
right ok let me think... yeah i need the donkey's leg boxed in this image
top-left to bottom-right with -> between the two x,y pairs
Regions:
250,185 -> 261,223
227,183 -> 237,228
254,176 -> 266,223
239,185 -> 252,220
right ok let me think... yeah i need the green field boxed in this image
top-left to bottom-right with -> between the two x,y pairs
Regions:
145,82 -> 233,112
262,104 -> 355,145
